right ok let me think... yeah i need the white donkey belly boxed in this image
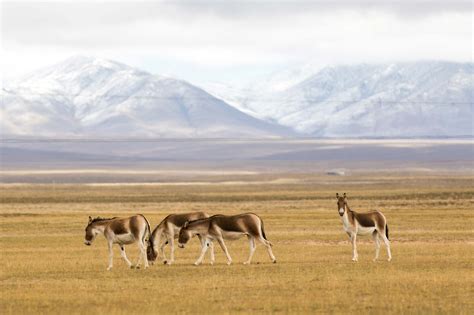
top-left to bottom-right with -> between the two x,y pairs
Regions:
114,233 -> 136,245
343,225 -> 352,233
221,230 -> 247,240
357,226 -> 376,235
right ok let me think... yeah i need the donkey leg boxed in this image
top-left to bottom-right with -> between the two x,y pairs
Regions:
168,237 -> 175,265
208,240 -> 215,265
197,235 -> 206,264
106,242 -> 114,270
372,231 -> 381,262
381,232 -> 392,261
216,237 -> 232,265
244,236 -> 256,265
257,236 -> 276,263
134,244 -> 143,269
194,237 -> 209,266
160,238 -> 168,264
120,245 -> 133,268
140,240 -> 149,269
351,233 -> 358,262
166,226 -> 176,265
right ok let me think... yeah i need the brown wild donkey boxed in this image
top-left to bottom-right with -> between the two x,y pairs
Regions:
336,193 -> 392,262
178,213 -> 276,265
84,215 -> 151,270
147,212 -> 215,265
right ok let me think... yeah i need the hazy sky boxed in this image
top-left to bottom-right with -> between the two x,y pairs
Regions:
1,0 -> 472,84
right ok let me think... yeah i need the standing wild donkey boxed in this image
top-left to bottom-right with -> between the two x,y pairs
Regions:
178,213 -> 276,265
147,212 -> 215,265
336,193 -> 392,262
84,215 -> 151,270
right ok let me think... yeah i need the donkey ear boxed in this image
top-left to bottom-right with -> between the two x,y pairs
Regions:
88,216 -> 92,223
183,221 -> 189,229
343,193 -> 347,198
336,193 -> 339,199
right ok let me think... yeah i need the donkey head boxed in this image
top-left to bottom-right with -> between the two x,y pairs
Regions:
84,216 -> 100,245
178,221 -> 192,248
146,239 -> 158,263
336,193 -> 347,216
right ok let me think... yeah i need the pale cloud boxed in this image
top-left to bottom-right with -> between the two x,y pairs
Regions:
1,0 -> 472,84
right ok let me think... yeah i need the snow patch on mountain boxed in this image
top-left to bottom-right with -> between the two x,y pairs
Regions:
1,56 -> 292,138
204,61 -> 473,137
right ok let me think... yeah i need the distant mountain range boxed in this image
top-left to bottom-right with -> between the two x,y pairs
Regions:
1,57 -> 472,138
0,56 -> 291,138
203,61 -> 473,137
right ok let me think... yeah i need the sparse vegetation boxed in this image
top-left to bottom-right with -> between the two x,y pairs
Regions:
1,173 -> 473,313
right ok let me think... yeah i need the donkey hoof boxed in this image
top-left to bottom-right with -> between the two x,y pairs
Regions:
163,260 -> 168,265
243,261 -> 250,265
130,265 -> 135,269
388,258 -> 392,262
273,260 -> 277,264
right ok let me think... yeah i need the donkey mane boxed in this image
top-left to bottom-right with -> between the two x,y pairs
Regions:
90,216 -> 118,224
187,214 -> 224,225
186,213 -> 262,227
189,213 -> 259,223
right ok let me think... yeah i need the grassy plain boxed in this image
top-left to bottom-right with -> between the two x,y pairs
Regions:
1,173 -> 473,314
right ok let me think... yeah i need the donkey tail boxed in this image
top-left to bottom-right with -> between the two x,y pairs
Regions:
385,224 -> 389,240
260,218 -> 273,247
139,214 -> 152,246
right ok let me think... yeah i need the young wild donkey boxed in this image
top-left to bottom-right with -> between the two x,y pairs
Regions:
147,212 -> 215,265
84,215 -> 151,270
336,193 -> 392,262
178,213 -> 276,265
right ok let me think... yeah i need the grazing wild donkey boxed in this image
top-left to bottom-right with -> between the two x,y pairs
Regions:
147,212 -> 215,265
178,213 -> 276,265
336,193 -> 392,262
84,215 -> 151,270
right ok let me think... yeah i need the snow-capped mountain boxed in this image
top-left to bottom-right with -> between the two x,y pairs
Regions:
204,61 -> 473,137
201,62 -> 325,121
2,57 -> 472,138
1,56 -> 292,138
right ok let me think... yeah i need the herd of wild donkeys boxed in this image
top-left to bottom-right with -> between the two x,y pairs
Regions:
84,193 -> 392,270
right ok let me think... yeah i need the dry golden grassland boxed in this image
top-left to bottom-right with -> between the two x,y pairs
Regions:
1,174 -> 473,314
